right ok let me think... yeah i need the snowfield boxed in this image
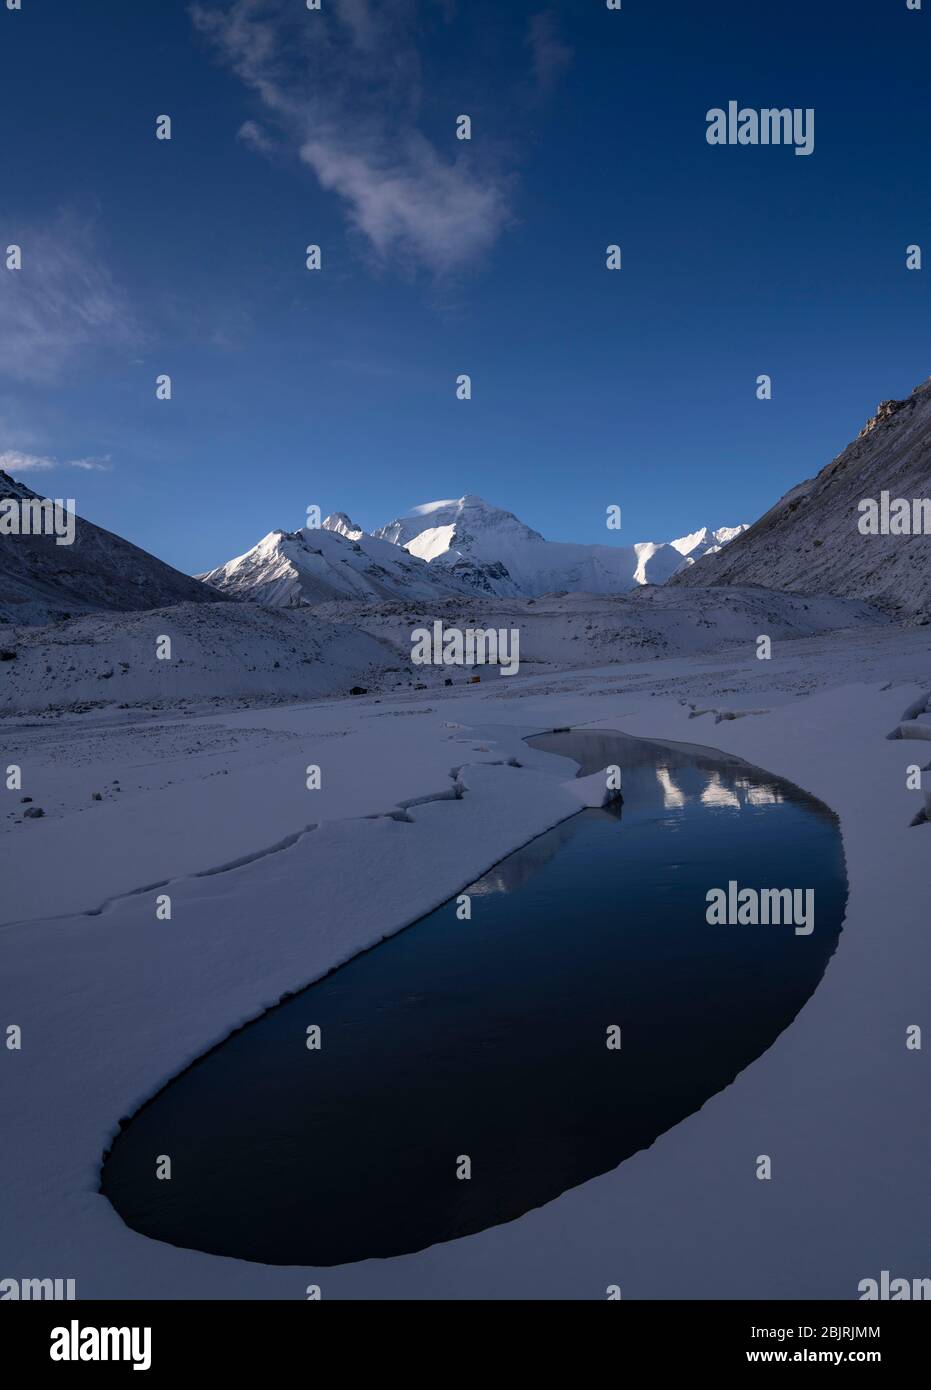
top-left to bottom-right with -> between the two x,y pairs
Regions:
1,620 -> 929,1299
0,602 -> 394,714
0,584 -> 886,715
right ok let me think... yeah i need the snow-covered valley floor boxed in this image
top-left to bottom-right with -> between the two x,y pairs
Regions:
1,623 -> 929,1299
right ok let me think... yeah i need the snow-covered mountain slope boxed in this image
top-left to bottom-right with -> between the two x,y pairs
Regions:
198,517 -> 471,606
676,379 -> 931,616
310,584 -> 885,679
371,495 -> 747,597
0,470 -> 219,627
0,601 -> 394,713
0,585 -> 885,714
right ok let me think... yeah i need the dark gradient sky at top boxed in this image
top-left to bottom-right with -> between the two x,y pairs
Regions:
1,0 -> 928,574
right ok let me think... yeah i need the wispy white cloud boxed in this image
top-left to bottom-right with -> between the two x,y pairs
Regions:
191,0 -> 513,276
0,213 -> 136,382
0,449 -> 111,475
0,450 -> 55,474
300,133 -> 510,273
237,118 -> 274,154
69,456 -> 112,472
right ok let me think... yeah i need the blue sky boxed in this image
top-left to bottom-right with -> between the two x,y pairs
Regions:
1,0 -> 929,575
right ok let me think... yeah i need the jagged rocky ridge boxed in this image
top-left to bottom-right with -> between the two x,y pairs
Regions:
676,379 -> 931,617
0,471 -> 218,627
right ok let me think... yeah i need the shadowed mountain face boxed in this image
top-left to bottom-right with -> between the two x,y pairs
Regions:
675,379 -> 931,617
0,472 -> 219,627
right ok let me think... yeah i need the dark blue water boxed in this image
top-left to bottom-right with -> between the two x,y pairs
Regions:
101,730 -> 847,1266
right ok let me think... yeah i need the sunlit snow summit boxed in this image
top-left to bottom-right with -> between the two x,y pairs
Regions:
200,495 -> 747,606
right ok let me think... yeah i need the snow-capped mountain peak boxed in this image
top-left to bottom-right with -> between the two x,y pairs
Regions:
201,497 -> 748,606
374,495 -> 544,553
321,512 -> 364,540
670,525 -> 745,556
372,498 -> 746,598
668,525 -> 749,571
198,520 -> 470,607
